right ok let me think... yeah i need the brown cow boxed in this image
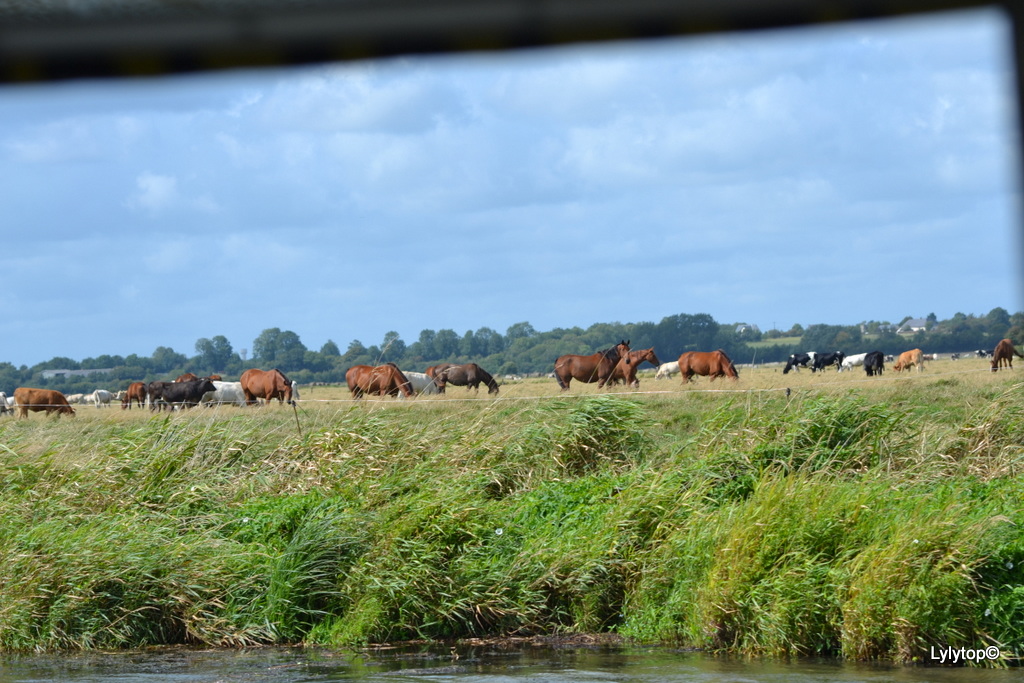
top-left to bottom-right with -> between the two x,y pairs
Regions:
991,338 -> 1024,372
13,387 -> 75,418
677,349 -> 739,382
240,368 -> 298,406
892,348 -> 924,373
121,381 -> 146,410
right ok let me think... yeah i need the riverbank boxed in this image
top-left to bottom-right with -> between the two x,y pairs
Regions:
0,371 -> 1022,663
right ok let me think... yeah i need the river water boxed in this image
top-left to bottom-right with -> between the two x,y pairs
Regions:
0,642 -> 1018,682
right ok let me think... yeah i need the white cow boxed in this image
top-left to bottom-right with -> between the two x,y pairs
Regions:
840,353 -> 867,372
655,361 -> 679,380
201,381 -> 247,407
404,371 -> 440,395
66,393 -> 86,405
0,391 -> 8,415
91,389 -> 114,407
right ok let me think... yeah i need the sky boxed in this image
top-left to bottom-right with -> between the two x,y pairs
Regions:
1,7 -> 1021,368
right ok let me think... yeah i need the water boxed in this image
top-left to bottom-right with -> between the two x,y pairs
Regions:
0,642 -> 1018,683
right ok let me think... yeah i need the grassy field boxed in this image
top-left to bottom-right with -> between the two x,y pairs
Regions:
0,357 -> 1022,664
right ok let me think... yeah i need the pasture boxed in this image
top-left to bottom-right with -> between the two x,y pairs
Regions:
0,356 -> 1023,662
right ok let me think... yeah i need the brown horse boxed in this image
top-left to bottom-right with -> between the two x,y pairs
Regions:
121,381 -> 146,410
610,347 -> 661,388
347,363 -> 414,398
240,368 -> 298,406
991,338 -> 1024,372
554,340 -> 631,390
425,363 -> 456,379
677,349 -> 739,382
436,363 -> 499,394
175,372 -> 199,382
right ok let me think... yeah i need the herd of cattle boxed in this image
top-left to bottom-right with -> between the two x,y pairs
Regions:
2,339 -> 1022,418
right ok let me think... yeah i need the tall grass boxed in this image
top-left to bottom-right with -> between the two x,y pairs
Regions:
0,377 -> 1022,663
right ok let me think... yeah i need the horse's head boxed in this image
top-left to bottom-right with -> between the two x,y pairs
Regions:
616,340 -> 631,364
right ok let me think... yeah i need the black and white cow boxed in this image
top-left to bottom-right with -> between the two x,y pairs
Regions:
783,352 -> 814,374
812,351 -> 845,372
148,379 -> 215,411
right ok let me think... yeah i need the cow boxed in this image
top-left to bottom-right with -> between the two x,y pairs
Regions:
840,353 -> 867,372
151,378 -> 217,410
863,350 -> 885,376
812,351 -> 845,372
783,353 -> 814,374
201,381 -> 247,406
950,353 -> 960,361
404,371 -> 442,395
146,381 -> 172,410
65,393 -> 86,405
893,348 -> 925,373
990,338 -> 1024,372
976,349 -> 991,358
655,361 -> 679,380
13,387 -> 75,418
121,382 -> 147,410
91,389 -> 113,408
0,391 -> 9,416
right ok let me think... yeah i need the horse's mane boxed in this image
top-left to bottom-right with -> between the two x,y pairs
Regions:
272,368 -> 292,384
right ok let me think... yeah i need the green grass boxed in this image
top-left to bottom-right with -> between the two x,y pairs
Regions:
0,377 -> 1023,664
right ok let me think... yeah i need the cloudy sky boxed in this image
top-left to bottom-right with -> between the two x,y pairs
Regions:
1,7 -> 1020,367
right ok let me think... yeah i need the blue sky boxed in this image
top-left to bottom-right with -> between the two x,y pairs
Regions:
1,7 -> 1020,367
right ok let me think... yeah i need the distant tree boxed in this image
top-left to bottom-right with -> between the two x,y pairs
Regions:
379,331 -> 406,360
151,346 -> 187,374
987,307 -> 1011,332
342,340 -> 369,364
433,329 -> 461,359
926,312 -> 938,328
252,328 -> 306,368
195,335 -> 234,371
320,340 -> 341,356
505,321 -> 537,342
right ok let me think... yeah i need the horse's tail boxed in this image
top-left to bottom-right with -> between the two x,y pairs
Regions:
554,359 -> 569,389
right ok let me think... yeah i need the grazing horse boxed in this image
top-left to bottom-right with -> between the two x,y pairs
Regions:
677,349 -> 739,382
436,363 -> 499,394
121,381 -> 147,409
240,368 -> 298,406
554,340 -> 631,390
610,347 -> 661,388
175,372 -> 199,382
425,363 -> 456,379
991,338 -> 1024,372
347,363 -> 414,398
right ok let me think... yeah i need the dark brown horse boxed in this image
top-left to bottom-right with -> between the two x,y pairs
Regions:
436,363 -> 499,394
347,363 -> 414,398
610,347 -> 661,388
240,368 -> 298,405
677,350 -> 739,382
554,340 -> 631,390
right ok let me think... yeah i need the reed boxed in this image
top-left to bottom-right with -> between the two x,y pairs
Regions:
0,371 -> 1021,663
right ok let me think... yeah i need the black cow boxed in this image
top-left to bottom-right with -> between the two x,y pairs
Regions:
864,350 -> 885,376
783,353 -> 812,374
147,379 -> 215,411
812,351 -> 845,372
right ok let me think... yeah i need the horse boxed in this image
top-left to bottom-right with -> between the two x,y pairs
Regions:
991,338 -> 1024,372
175,372 -> 199,382
554,340 -> 631,390
677,349 -> 739,382
345,365 -> 374,399
436,363 -> 499,394
239,368 -> 298,406
347,363 -> 414,398
425,363 -> 456,379
609,347 -> 661,388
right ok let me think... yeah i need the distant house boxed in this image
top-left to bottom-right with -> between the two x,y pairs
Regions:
735,323 -> 761,335
897,318 -> 928,335
41,368 -> 113,379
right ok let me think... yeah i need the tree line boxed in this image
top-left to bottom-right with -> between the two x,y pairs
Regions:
1,308 -> 1021,395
